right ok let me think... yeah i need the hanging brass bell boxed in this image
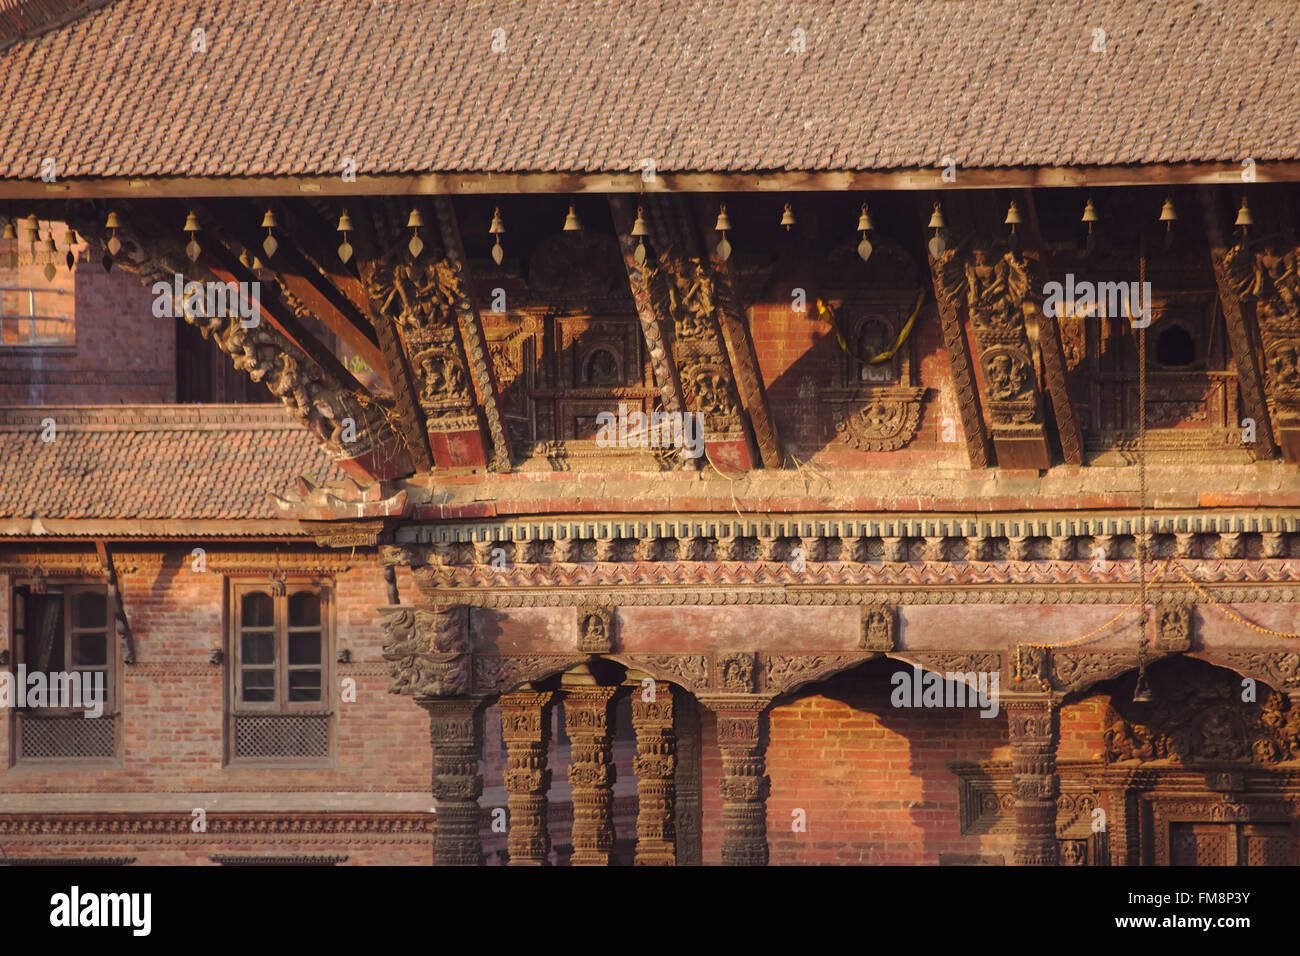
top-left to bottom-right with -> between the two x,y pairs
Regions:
336,210 -> 353,234
105,211 -> 121,230
856,204 -> 873,234
631,206 -> 648,237
23,213 -> 38,242
261,209 -> 278,230
1234,197 -> 1254,228
563,203 -> 582,232
1081,199 -> 1099,223
780,202 -> 796,230
489,207 -> 505,235
714,204 -> 732,233
406,208 -> 424,229
1132,668 -> 1154,703
1,219 -> 15,240
1159,197 -> 1177,223
184,210 -> 201,233
927,202 -> 945,230
1004,200 -> 1021,226
41,231 -> 56,253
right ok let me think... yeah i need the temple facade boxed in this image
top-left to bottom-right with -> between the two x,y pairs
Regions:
1,0 -> 1300,866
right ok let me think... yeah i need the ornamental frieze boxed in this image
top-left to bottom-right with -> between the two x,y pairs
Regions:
471,654 -> 587,696
1103,659 -> 1300,766
761,654 -> 867,696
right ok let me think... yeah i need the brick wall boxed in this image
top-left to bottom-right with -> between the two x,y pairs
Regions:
749,299 -> 966,466
0,236 -> 173,404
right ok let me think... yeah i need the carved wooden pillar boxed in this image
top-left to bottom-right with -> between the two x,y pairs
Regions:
702,697 -> 771,866
499,690 -> 554,866
422,697 -> 487,866
673,692 -> 704,865
561,679 -> 619,866
628,674 -> 676,865
1005,696 -> 1060,865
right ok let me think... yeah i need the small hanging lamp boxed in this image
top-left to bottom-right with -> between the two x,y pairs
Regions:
407,207 -> 425,258
336,209 -> 354,264
1234,196 -> 1254,236
30,564 -> 47,595
714,203 -> 732,262
105,210 -> 123,256
1159,195 -> 1177,250
856,203 -> 874,262
780,202 -> 797,231
927,202 -> 947,258
260,208 -> 279,258
630,205 -> 649,265
563,202 -> 582,232
183,209 -> 202,262
488,206 -> 505,265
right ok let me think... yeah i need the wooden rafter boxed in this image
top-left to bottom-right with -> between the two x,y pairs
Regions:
1020,191 -> 1085,466
918,195 -> 993,468
199,199 -> 388,383
430,196 -> 513,472
1199,187 -> 1280,462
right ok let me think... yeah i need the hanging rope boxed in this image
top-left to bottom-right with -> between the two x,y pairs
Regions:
1136,247 -> 1150,681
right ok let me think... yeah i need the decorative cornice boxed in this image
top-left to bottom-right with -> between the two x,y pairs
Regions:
0,813 -> 431,837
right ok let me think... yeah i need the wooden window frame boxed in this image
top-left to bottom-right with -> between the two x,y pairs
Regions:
224,579 -> 335,767
9,580 -> 121,766
11,582 -> 116,716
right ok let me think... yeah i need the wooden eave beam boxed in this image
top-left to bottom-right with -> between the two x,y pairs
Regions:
200,198 -> 388,383
11,161 -> 1300,198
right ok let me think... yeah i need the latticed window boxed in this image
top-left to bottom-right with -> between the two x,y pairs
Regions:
227,584 -> 332,763
10,583 -> 118,761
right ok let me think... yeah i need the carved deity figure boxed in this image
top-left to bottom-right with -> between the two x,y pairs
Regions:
986,351 -> 1032,401
964,248 -> 1031,331
664,257 -> 716,338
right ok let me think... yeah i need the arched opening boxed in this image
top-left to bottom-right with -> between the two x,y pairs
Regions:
1155,323 -> 1196,368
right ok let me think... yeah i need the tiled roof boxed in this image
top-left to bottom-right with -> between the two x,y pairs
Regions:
0,0 -> 1296,178
0,406 -> 341,528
